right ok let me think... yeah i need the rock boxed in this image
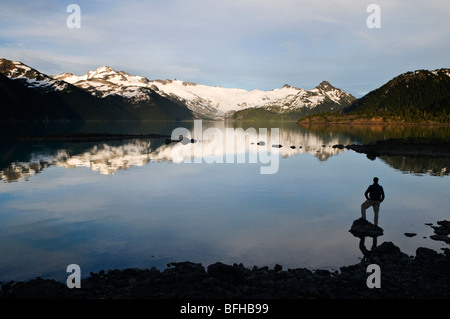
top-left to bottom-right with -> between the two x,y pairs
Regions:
369,242 -> 411,264
374,242 -> 402,255
415,247 -> 440,261
257,141 -> 265,146
180,136 -> 191,145
430,234 -> 450,244
404,233 -> 417,237
431,226 -> 450,236
333,144 -> 345,149
272,144 -> 282,148
438,220 -> 450,230
349,218 -> 384,238
274,264 -> 283,272
207,262 -> 247,284
167,262 -> 205,275
290,146 -> 296,149
428,220 -> 450,243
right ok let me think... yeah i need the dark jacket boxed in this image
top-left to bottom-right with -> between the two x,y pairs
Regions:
365,183 -> 385,202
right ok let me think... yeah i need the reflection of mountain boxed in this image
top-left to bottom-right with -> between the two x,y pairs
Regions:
0,151 -> 69,182
379,156 -> 449,176
0,125 -> 348,182
0,141 -> 154,182
1,122 -> 449,182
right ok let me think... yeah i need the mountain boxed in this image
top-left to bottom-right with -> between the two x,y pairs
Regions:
1,57 -> 355,122
299,68 -> 450,124
0,58 -> 193,122
231,81 -> 356,121
146,79 -> 355,120
54,66 -> 356,120
344,69 -> 450,122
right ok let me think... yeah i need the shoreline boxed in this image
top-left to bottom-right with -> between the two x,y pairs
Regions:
2,220 -> 449,299
333,137 -> 450,158
297,115 -> 450,126
16,132 -> 171,142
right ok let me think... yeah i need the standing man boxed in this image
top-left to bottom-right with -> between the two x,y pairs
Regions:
361,177 -> 385,225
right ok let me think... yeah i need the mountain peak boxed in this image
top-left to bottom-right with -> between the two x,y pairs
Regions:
0,58 -> 68,91
315,81 -> 335,91
87,66 -> 118,79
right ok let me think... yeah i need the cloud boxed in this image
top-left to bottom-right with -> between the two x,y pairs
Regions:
0,0 -> 449,95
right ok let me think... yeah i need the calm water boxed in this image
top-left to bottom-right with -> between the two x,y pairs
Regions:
0,121 -> 449,282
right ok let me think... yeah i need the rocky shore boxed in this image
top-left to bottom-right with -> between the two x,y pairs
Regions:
1,220 -> 449,300
334,137 -> 450,158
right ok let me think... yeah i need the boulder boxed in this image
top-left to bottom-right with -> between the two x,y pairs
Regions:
404,233 -> 417,237
349,218 -> 384,238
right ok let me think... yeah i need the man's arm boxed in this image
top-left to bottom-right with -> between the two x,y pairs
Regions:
380,187 -> 385,202
364,187 -> 370,200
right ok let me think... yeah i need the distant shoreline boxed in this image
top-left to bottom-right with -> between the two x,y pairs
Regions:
16,132 -> 171,142
297,114 -> 450,126
333,137 -> 450,158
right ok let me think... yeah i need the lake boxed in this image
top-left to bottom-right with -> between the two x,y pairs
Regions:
0,121 -> 449,282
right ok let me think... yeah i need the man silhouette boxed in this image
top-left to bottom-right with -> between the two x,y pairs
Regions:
361,177 -> 385,225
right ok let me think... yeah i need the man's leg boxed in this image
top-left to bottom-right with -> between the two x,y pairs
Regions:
361,200 -> 372,219
373,202 -> 380,225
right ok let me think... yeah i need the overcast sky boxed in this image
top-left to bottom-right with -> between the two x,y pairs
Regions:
1,0 -> 449,97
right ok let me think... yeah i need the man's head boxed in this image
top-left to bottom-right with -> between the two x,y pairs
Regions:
373,177 -> 379,183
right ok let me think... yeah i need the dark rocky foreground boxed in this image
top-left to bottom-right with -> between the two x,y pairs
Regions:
1,219 -> 450,300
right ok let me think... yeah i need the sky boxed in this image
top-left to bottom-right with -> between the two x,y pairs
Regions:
0,0 -> 449,97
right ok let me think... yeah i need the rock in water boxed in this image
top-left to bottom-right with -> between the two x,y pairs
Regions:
349,218 -> 384,238
404,233 -> 417,237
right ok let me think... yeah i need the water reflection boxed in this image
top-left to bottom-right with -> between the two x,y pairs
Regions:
349,218 -> 383,262
379,156 -> 449,176
1,122 -> 449,282
1,123 -> 350,182
1,122 -> 449,182
297,123 -> 450,143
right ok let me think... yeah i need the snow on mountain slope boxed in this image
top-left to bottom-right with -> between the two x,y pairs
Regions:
148,80 -> 355,119
53,66 -> 153,102
52,65 -> 356,119
0,58 -> 69,91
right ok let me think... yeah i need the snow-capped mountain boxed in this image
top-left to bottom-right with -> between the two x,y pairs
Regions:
147,79 -> 355,119
53,66 -> 156,103
0,58 -> 355,121
0,58 -> 193,122
53,66 -> 356,120
0,58 -> 69,92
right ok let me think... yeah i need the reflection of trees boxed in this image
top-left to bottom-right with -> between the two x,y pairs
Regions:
379,155 -> 449,176
297,123 -> 450,144
2,123 -> 449,182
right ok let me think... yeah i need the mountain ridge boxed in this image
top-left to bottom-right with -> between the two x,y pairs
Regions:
298,68 -> 450,124
0,58 -> 194,122
52,64 -> 356,120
